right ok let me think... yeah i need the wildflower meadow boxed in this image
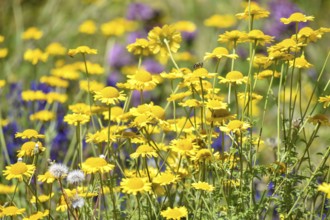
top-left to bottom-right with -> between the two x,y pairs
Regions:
0,0 -> 330,219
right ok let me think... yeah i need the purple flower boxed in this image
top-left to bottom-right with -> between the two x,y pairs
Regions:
142,59 -> 164,74
126,3 -> 155,21
108,44 -> 133,69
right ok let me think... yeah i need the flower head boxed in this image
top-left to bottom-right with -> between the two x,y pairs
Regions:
161,206 -> 188,220
153,172 -> 179,186
93,86 -> 126,105
318,182 -> 330,198
67,170 -> 85,184
127,38 -> 151,56
120,177 -> 152,195
236,2 -> 270,20
30,110 -> 55,122
0,205 -> 25,217
319,96 -> 330,108
192,181 -> 215,192
24,49 -> 48,65
68,46 -> 97,57
22,27 -> 43,40
79,20 -> 97,34
204,47 -> 238,61
17,141 -> 45,157
219,71 -> 248,85
280,12 -> 314,24
48,163 -> 68,179
38,171 -> 56,184
46,42 -> 67,55
64,113 -> 90,126
23,210 -> 49,220
130,144 -> 158,159
220,120 -> 250,134
15,129 -> 45,139
3,161 -> 35,181
81,156 -> 115,174
204,14 -> 236,28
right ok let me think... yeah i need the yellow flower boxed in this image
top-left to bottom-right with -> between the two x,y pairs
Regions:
179,99 -> 202,108
0,206 -> 25,217
51,65 -> 80,80
0,35 -> 4,43
254,70 -> 280,80
219,71 -> 248,85
307,114 -> 330,126
23,210 -> 49,220
173,20 -> 197,33
45,42 -> 66,55
0,184 -> 16,194
3,161 -> 35,181
161,206 -> 188,220
93,86 -> 126,105
22,27 -> 43,40
117,69 -> 159,91
45,92 -> 68,104
130,144 -> 158,159
167,91 -> 192,102
40,76 -> 69,88
236,2 -> 270,20
218,30 -> 248,46
64,113 -> 90,126
30,193 -> 54,203
15,129 -> 45,139
21,90 -> 46,102
297,27 -> 323,43
102,106 -> 124,121
81,156 -> 115,174
192,181 -> 215,192
253,54 -> 273,69
153,172 -> 179,186
80,80 -> 105,92
220,120 -> 250,134
0,79 -> 5,89
79,19 -> 97,34
0,48 -> 8,58
206,108 -> 236,125
205,99 -> 228,110
247,30 -> 274,46
289,56 -> 313,69
101,18 -> 137,37
37,171 -> 56,184
69,103 -> 101,115
30,110 -> 55,122
127,38 -> 151,56
280,12 -> 314,25
24,49 -> 48,65
17,141 -> 45,157
204,47 -> 238,61
318,182 -> 330,198
120,177 -> 152,195
319,96 -> 330,108
148,24 -> 182,57
68,46 -> 97,57
204,14 -> 236,28
78,61 -> 104,75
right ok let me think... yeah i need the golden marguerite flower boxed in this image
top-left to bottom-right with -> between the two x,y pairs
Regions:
0,184 -> 16,194
192,181 -> 215,192
127,38 -> 151,56
319,96 -> 330,108
220,120 -> 250,134
0,205 -> 25,217
23,210 -> 49,220
218,30 -> 248,46
45,92 -> 68,104
204,47 -> 238,61
30,193 -> 54,203
64,113 -> 90,126
93,86 -> 126,105
130,144 -> 158,159
24,49 -> 48,65
161,206 -> 188,220
254,70 -> 280,80
37,171 -> 56,184
22,27 -> 43,40
0,48 -> 8,58
120,177 -> 152,195
204,14 -> 236,28
280,12 -> 314,25
101,18 -> 137,37
307,114 -> 329,126
68,46 -> 97,57
236,2 -> 270,20
219,71 -> 248,85
117,69 -> 159,91
289,56 -> 313,69
318,182 -> 330,198
30,110 -> 55,122
247,30 -> 274,46
40,76 -> 69,88
153,172 -> 179,186
15,129 -> 45,139
79,19 -> 97,35
80,80 -> 105,92
3,161 -> 35,181
45,42 -> 66,55
17,141 -> 45,157
148,24 -> 182,57
81,156 -> 115,174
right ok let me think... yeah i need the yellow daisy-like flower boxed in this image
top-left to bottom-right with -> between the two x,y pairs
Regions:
280,12 -> 314,25
120,177 -> 152,195
78,61 -> 104,75
30,193 -> 54,203
30,110 -> 55,122
307,114 -> 329,126
37,171 -> 56,184
247,30 -> 274,46
219,71 -> 248,85
40,76 -> 69,88
81,156 -> 115,174
204,47 -> 238,61
161,206 -> 188,220
173,20 -> 196,33
80,80 -> 105,92
0,79 -> 6,89
0,48 -> 8,58
64,113 -> 90,126
102,106 -> 125,121
218,30 -> 248,46
254,70 -> 280,80
93,86 -> 126,105
319,95 -> 330,108
15,129 -> 45,139
148,24 -> 182,57
17,141 -> 45,157
79,19 -> 97,35
167,91 -> 192,102
51,64 -> 80,80
0,35 -> 4,42
153,172 -> 179,186
192,181 -> 215,192
24,49 -> 48,65
253,54 -> 273,69
220,120 -> 250,134
22,27 -> 43,40
206,108 -> 236,125
68,46 -> 97,57
289,56 -> 313,69
0,184 -> 16,194
179,99 -> 202,108
45,92 -> 68,104
130,144 -> 158,159
236,2 -> 270,20
101,18 -> 137,37
21,90 -> 46,102
0,205 -> 25,217
117,69 -> 159,91
23,210 -> 49,220
318,182 -> 330,198
45,42 -> 66,56
127,38 -> 151,56
205,99 -> 228,110
204,14 -> 236,28
3,161 -> 35,181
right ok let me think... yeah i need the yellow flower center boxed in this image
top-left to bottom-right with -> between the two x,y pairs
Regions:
85,157 -> 107,167
166,209 -> 183,218
176,140 -> 193,151
21,141 -> 35,152
126,178 -> 145,190
11,162 -> 28,175
3,206 -> 20,215
100,87 -> 119,98
227,120 -> 243,130
226,71 -> 243,80
135,70 -> 152,82
23,129 -> 39,136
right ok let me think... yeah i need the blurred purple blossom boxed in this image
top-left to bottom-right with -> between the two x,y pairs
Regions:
142,59 -> 164,74
108,44 -> 133,69
126,3 -> 155,21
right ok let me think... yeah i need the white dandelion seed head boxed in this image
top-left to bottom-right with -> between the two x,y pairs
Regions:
67,170 -> 85,184
48,163 -> 69,178
71,195 -> 84,209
